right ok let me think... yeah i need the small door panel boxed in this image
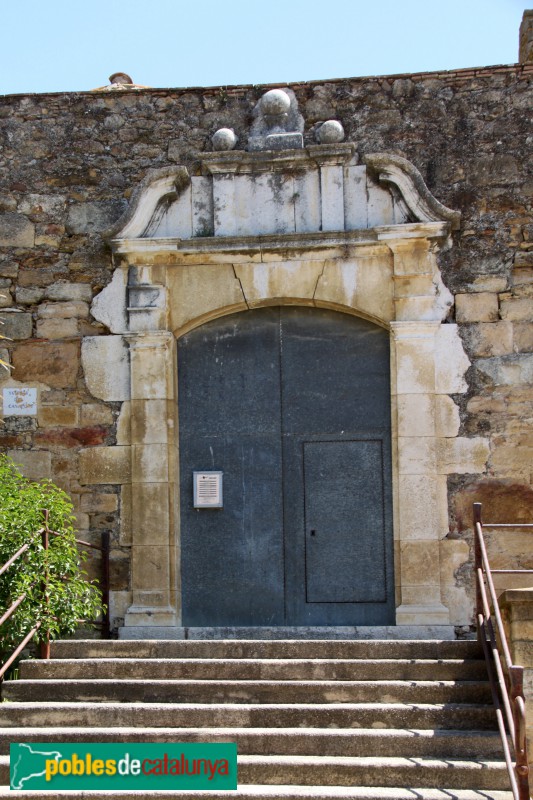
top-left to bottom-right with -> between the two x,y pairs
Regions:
304,439 -> 387,603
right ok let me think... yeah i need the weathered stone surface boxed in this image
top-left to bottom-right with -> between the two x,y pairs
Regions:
398,474 -> 441,539
0,213 -> 34,247
79,446 -> 131,485
66,200 -> 126,234
476,353 -> 533,385
0,312 -> 32,340
435,325 -> 470,394
490,444 -> 533,480
17,269 -> 56,287
80,402 -> 114,426
16,286 -> 45,305
460,321 -> 514,357
235,260 -> 323,308
80,492 -> 119,513
435,395 -> 461,438
37,301 -> 90,319
35,426 -> 108,448
437,437 -> 490,475
514,323 -> 533,352
131,443 -> 169,483
455,292 -> 499,323
500,297 -> 533,322
46,281 -> 93,302
397,394 -> 435,437
451,480 -> 533,533
18,194 -> 66,217
81,336 -> 130,401
38,405 -> 79,427
91,269 -> 128,334
6,449 -> 51,480
467,276 -> 508,293
36,318 -> 78,339
12,341 -> 79,387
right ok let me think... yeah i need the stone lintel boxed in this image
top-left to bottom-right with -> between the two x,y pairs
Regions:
110,223 -> 449,260
200,143 -> 356,175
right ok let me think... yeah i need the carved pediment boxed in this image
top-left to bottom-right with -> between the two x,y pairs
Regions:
106,148 -> 459,248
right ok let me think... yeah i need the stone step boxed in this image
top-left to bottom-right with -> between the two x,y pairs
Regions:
18,657 -> 488,682
237,755 -> 510,789
0,753 -> 510,791
0,702 -> 498,730
49,639 -> 482,660
0,726 -> 507,758
0,783 -> 515,800
1,678 -> 492,705
117,626 -> 460,641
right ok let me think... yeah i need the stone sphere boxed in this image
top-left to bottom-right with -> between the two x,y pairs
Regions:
316,120 -> 345,144
261,89 -> 291,116
212,128 -> 237,151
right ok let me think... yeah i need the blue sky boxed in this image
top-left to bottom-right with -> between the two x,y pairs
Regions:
1,0 -> 529,96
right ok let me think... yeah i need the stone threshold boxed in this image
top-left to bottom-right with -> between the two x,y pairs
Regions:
118,625 -> 457,641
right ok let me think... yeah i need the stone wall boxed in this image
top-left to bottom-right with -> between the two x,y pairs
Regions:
0,61 -> 532,631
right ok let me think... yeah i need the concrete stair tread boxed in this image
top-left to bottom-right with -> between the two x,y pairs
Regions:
0,786 -> 515,799
0,753 -> 510,791
2,678 -> 491,705
239,754 -> 507,766
19,657 -> 487,681
0,725 -> 504,736
5,678 -> 490,687
0,699 -> 496,710
49,640 -> 482,660
0,726 -> 506,758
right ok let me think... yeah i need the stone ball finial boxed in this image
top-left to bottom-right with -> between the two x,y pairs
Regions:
212,128 -> 237,151
109,72 -> 133,85
316,120 -> 345,144
261,89 -> 291,116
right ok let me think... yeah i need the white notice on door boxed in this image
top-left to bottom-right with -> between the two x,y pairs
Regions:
193,471 -> 223,508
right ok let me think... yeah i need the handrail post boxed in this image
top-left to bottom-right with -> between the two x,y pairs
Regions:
510,665 -> 530,799
101,531 -> 110,639
39,512 -> 50,660
473,502 -> 483,645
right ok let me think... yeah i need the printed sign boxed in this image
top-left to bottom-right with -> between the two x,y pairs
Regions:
194,471 -> 223,508
3,387 -> 37,416
10,743 -> 237,791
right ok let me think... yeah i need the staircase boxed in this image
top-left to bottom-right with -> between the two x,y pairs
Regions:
0,637 -> 513,798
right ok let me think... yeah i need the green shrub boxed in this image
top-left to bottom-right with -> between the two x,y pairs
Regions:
0,455 -> 103,657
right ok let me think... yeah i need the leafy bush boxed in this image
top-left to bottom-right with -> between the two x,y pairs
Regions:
0,455 -> 103,657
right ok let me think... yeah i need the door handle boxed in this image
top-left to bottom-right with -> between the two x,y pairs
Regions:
309,529 -> 316,537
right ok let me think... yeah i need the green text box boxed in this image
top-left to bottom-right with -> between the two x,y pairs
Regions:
10,742 -> 237,790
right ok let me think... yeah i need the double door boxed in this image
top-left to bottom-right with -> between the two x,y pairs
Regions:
178,306 -> 394,626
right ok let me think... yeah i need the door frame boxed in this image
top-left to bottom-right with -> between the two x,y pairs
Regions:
93,152 -> 489,630
116,229 -> 462,629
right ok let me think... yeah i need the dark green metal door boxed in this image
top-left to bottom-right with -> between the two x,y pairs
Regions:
178,307 -> 394,626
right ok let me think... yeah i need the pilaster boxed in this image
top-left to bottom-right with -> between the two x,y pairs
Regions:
124,331 -> 179,626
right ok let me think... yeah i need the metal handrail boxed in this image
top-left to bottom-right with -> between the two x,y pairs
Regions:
474,502 -> 532,800
0,512 -> 110,680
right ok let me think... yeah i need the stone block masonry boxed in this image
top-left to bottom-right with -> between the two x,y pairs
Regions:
0,55 -> 531,632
